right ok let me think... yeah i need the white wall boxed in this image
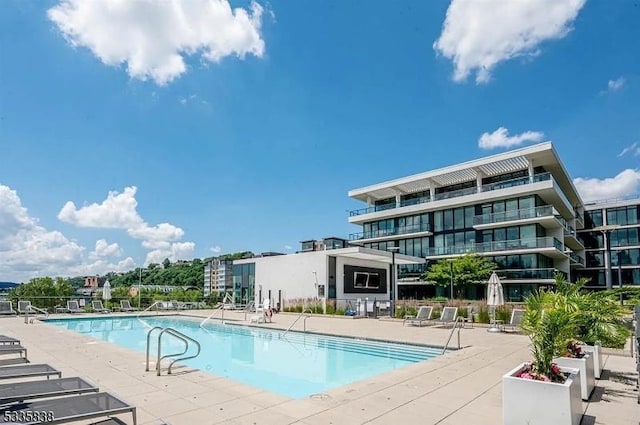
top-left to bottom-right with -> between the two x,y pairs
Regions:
335,256 -> 391,302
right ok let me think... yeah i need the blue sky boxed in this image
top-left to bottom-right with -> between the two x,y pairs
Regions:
1,0 -> 639,281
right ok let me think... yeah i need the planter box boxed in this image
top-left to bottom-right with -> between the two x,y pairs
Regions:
503,363 -> 582,425
554,354 -> 595,401
580,343 -> 602,379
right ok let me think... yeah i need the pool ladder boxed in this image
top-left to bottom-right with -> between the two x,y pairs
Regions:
441,316 -> 463,354
282,308 -> 313,336
145,327 -> 201,376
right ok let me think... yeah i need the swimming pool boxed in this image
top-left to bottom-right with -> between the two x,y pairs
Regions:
45,316 -> 442,398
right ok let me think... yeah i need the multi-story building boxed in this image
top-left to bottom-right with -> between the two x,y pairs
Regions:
347,142 -> 587,301
576,197 -> 640,288
203,258 -> 234,297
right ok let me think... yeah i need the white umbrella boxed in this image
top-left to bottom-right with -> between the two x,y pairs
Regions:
102,280 -> 112,301
486,272 -> 504,333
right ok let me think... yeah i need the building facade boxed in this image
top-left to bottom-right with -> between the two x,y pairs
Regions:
203,258 -> 234,297
347,142 -> 587,301
576,197 -> 640,288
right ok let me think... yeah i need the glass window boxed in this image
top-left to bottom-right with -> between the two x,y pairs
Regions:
493,201 -> 505,213
465,230 -> 476,244
454,208 -> 465,230
520,224 -> 536,240
607,210 -> 617,225
617,209 -> 626,226
482,230 -> 493,243
519,196 -> 534,210
628,207 -> 638,225
434,211 -> 443,232
445,233 -> 454,248
507,226 -> 519,241
443,210 -> 453,231
454,232 -> 465,246
434,235 -> 443,250
506,199 -> 518,211
494,228 -> 506,242
629,228 -> 639,246
465,206 -> 475,228
521,254 -> 535,268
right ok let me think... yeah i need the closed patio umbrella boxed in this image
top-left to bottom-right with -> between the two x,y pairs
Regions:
102,280 -> 112,301
486,272 -> 504,333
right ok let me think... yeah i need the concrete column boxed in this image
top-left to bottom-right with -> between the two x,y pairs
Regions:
395,191 -> 401,208
476,173 -> 483,193
528,160 -> 535,183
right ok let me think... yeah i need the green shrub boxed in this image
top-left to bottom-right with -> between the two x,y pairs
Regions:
477,307 -> 490,324
495,307 -> 511,323
458,307 -> 468,318
432,307 -> 441,319
430,296 -> 449,302
325,303 -> 335,314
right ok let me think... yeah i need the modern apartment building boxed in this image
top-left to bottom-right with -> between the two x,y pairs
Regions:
347,142 -> 586,301
203,258 -> 234,297
576,197 -> 640,288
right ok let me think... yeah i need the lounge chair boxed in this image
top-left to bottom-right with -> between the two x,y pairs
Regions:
91,301 -> 111,314
0,301 -> 16,316
0,364 -> 61,380
504,308 -> 525,332
0,335 -> 20,345
430,307 -> 458,328
67,300 -> 84,313
403,306 -> 433,327
168,300 -> 186,310
119,300 -> 138,312
17,301 -> 33,315
0,376 -> 99,404
0,392 -> 137,425
0,344 -> 27,359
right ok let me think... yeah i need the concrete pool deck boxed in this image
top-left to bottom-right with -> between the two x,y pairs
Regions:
0,311 -> 637,425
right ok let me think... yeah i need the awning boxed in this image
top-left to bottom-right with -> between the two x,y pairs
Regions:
331,247 -> 425,265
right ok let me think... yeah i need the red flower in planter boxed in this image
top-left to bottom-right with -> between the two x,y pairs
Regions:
566,342 -> 584,358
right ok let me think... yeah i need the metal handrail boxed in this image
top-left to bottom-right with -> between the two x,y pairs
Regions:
283,308 -> 313,336
145,326 -> 164,371
137,301 -> 162,318
244,301 -> 255,321
442,316 -> 463,355
22,306 -> 49,324
200,304 -> 224,327
157,328 -> 201,376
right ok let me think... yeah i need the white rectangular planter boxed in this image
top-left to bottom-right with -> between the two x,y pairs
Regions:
554,354 -> 595,401
503,363 -> 582,425
580,343 -> 602,379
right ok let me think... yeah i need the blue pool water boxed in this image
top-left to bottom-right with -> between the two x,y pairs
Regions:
45,316 -> 441,398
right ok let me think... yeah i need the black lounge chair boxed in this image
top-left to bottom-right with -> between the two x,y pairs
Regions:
0,345 -> 27,359
91,301 -> 111,314
0,335 -> 19,345
67,300 -> 84,314
0,301 -> 16,316
0,377 -> 98,404
0,364 -> 61,380
0,392 -> 136,424
119,300 -> 138,312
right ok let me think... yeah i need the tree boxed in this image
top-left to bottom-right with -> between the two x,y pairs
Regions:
8,276 -> 73,310
422,253 -> 496,297
162,258 -> 171,269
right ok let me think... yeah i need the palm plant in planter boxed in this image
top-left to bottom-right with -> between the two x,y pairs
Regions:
503,288 -> 582,425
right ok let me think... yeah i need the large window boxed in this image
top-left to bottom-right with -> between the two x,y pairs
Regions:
610,228 -> 639,247
585,210 -> 603,229
607,206 -> 639,226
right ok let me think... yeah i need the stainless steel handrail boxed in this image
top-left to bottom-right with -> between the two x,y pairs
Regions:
145,326 -> 164,371
442,316 -> 462,355
200,304 -> 224,328
244,301 -> 255,321
283,308 -> 313,335
157,328 -> 201,375
23,306 -> 49,324
137,301 -> 162,318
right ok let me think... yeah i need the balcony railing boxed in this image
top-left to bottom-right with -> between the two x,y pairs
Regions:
569,252 -> 585,265
349,172 -> 553,217
473,205 -> 554,226
349,223 -> 432,241
425,236 -> 564,256
497,268 -> 558,280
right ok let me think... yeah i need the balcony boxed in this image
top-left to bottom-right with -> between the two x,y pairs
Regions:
560,218 -> 585,250
568,251 -> 585,267
497,268 -> 558,281
425,236 -> 565,257
473,205 -> 560,229
349,172 -> 553,217
349,223 -> 432,242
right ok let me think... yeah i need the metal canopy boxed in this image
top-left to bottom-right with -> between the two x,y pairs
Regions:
333,247 -> 425,265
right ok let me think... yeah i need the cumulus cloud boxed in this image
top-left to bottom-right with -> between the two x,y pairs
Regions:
618,142 -> 640,158
209,246 -> 222,254
58,186 -> 184,243
0,184 -> 138,281
146,242 -> 196,265
284,245 -> 292,251
574,169 -> 640,202
89,239 -> 122,260
48,0 -> 267,85
478,127 -> 545,149
434,0 -> 586,83
607,77 -> 626,92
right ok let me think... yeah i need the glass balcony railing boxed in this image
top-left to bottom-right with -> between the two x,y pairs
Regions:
497,268 -> 558,280
425,236 -> 564,256
569,252 -> 585,265
349,172 -> 553,217
473,205 -> 554,226
349,223 -> 432,241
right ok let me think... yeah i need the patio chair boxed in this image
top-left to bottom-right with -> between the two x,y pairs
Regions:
403,306 -> 433,327
0,344 -> 27,359
0,335 -> 20,345
504,308 -> 525,332
0,301 -> 16,316
168,300 -> 184,310
67,300 -> 84,313
0,364 -> 61,380
0,376 -> 99,404
91,301 -> 111,314
17,301 -> 33,315
0,392 -> 137,425
119,300 -> 138,312
430,307 -> 458,328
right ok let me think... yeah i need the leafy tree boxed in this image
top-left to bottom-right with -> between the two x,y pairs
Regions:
148,263 -> 159,270
162,258 -> 171,269
422,253 -> 495,297
8,277 -> 73,310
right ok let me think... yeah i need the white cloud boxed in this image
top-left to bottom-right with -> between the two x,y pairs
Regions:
573,169 -> 640,202
284,245 -> 292,251
48,0 -> 267,85
89,239 -> 122,260
146,242 -> 196,265
433,0 -> 586,83
478,127 -> 545,149
58,186 -> 184,243
618,142 -> 640,157
209,246 -> 222,254
607,77 -> 626,92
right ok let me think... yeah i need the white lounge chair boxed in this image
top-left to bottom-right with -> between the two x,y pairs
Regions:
67,300 -> 84,314
119,300 -> 138,312
504,309 -> 525,332
430,307 -> 458,328
403,306 -> 433,326
91,301 -> 111,314
0,301 -> 16,316
17,301 -> 33,315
